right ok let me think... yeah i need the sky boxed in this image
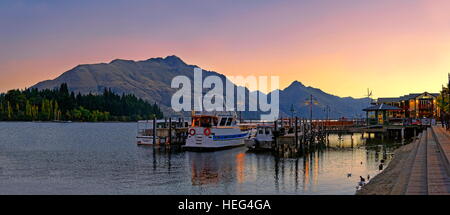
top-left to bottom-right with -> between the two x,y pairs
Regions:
1,0 -> 450,98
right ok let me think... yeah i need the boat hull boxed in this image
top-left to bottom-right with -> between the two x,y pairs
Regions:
183,127 -> 248,151
245,139 -> 273,152
182,143 -> 244,152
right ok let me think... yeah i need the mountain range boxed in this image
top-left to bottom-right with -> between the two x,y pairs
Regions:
32,55 -> 370,119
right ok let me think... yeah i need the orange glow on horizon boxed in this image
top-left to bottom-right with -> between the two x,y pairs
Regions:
1,0 -> 450,98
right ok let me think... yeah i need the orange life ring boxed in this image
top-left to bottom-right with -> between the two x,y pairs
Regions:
189,129 -> 196,136
203,128 -> 211,136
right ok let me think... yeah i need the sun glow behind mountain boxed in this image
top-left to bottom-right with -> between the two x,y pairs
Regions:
1,0 -> 450,97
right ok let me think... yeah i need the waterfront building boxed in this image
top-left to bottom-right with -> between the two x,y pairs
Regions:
363,92 -> 439,125
375,92 -> 439,118
362,104 -> 402,125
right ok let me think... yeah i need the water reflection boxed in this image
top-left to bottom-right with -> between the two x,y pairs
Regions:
1,123 -> 407,194
140,133 -> 403,194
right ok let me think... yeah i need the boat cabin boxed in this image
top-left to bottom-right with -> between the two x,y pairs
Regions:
137,119 -> 189,137
257,125 -> 274,136
191,115 -> 237,128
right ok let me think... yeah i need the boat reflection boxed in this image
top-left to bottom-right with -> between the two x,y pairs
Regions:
187,149 -> 243,186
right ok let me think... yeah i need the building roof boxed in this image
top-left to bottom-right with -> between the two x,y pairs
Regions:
377,92 -> 439,103
362,104 -> 402,111
377,97 -> 401,103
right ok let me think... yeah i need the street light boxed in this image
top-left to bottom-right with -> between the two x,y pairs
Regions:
304,94 -> 319,123
323,105 -> 330,122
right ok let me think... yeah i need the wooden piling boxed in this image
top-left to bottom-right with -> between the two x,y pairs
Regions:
168,117 -> 172,145
294,117 -> 298,149
153,117 -> 157,145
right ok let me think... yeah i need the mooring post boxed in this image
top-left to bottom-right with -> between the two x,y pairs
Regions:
153,117 -> 157,145
351,133 -> 354,148
295,117 -> 299,149
168,117 -> 172,145
401,127 -> 405,141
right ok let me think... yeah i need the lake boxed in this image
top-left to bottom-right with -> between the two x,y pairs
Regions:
0,122 -> 402,194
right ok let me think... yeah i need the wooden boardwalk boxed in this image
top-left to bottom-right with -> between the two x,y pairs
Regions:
404,126 -> 450,195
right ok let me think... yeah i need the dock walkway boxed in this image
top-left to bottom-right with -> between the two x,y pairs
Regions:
403,126 -> 450,195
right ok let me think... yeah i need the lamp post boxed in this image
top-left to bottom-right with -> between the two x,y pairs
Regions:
304,94 -> 318,124
290,104 -> 296,128
290,104 -> 296,119
324,105 -> 330,122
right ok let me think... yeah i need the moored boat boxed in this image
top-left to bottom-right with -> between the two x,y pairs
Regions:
245,124 -> 275,151
182,112 -> 249,151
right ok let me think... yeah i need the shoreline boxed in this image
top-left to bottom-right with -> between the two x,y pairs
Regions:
356,140 -> 417,195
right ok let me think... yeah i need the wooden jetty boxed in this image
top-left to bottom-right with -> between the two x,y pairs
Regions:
136,118 -> 189,146
391,126 -> 450,194
272,117 -> 327,158
270,117 -> 427,158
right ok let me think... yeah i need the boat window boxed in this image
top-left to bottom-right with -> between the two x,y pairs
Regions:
219,118 -> 227,126
226,118 -> 233,126
212,118 -> 219,126
265,128 -> 270,135
258,128 -> 263,134
192,118 -> 199,127
200,117 -> 212,127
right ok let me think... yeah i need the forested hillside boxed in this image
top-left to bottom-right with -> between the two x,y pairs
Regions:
0,83 -> 163,122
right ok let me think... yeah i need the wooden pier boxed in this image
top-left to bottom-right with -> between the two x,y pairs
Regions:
271,118 -> 425,158
136,118 -> 189,146
393,126 -> 450,194
273,118 -> 327,158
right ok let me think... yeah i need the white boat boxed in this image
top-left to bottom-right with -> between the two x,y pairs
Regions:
245,124 -> 275,151
136,119 -> 190,145
182,112 -> 249,151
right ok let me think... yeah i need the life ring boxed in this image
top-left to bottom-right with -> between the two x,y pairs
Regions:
189,129 -> 196,136
203,128 -> 211,136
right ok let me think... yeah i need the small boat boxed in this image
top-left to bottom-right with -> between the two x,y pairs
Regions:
182,112 -> 249,151
245,124 -> 275,151
136,119 -> 190,146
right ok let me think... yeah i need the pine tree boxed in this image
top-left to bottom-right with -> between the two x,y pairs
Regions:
7,101 -> 12,120
25,100 -> 32,120
53,101 -> 59,121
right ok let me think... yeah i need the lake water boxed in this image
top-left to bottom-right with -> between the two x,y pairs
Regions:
0,122 -> 402,194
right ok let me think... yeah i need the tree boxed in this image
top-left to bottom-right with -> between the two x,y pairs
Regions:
0,83 -> 163,122
7,101 -> 12,120
25,100 -> 32,120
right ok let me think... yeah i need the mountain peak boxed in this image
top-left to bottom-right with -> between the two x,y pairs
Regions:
286,80 -> 305,89
110,59 -> 136,64
164,55 -> 186,66
146,55 -> 186,66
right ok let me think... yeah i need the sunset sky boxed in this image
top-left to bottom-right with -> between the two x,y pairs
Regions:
1,0 -> 450,98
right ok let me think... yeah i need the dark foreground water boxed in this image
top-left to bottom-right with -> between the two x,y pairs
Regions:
0,122 -> 402,194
